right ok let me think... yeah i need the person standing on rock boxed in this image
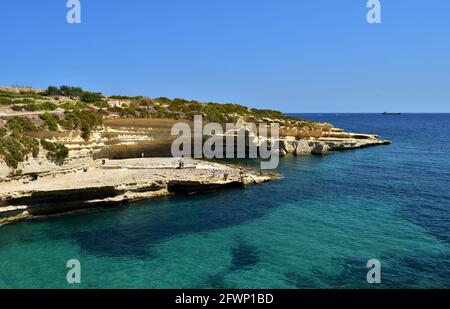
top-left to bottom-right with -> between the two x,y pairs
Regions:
239,168 -> 245,183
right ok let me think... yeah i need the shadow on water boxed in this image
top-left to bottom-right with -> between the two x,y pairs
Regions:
52,155 -> 333,259
72,155 -> 336,259
74,184 -> 284,258
283,253 -> 450,289
230,239 -> 259,271
206,237 -> 260,288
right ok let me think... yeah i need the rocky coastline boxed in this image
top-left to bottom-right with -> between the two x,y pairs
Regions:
0,158 -> 271,226
0,86 -> 392,227
0,121 -> 391,227
278,129 -> 391,156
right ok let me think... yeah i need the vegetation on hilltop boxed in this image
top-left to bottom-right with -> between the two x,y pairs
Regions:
44,85 -> 84,97
1,85 -> 306,124
0,88 -> 44,100
0,85 -> 318,170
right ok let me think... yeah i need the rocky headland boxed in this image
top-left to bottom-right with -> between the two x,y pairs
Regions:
0,86 -> 391,226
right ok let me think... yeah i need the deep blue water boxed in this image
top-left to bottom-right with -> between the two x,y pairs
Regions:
0,113 -> 449,288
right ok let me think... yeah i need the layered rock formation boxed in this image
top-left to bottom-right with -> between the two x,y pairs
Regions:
278,133 -> 390,156
225,123 -> 391,158
0,158 -> 271,226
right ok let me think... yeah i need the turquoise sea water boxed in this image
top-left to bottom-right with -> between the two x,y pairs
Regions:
0,114 -> 449,288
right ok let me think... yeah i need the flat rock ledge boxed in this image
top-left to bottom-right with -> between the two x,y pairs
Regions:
0,158 -> 270,226
278,131 -> 391,156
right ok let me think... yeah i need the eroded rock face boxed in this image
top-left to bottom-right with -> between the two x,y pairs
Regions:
0,158 -> 272,226
294,140 -> 312,156
276,139 -> 330,156
311,142 -> 330,155
281,140 -> 296,154
252,121 -> 390,158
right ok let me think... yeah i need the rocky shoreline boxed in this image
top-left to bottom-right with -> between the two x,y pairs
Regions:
0,86 -> 392,227
279,129 -> 391,156
0,158 -> 271,226
0,124 -> 391,226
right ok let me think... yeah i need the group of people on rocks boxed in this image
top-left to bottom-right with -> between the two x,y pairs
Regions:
175,156 -> 250,183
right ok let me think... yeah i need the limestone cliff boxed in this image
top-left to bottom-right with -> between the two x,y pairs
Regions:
0,158 -> 271,226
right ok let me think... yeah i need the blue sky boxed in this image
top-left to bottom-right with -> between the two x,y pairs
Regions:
0,0 -> 449,112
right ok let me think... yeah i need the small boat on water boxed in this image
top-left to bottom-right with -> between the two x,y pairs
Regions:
382,112 -> 401,115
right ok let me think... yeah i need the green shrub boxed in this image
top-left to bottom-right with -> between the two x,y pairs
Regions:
40,113 -> 60,131
8,169 -> 23,177
20,101 -> 58,112
107,106 -> 124,114
59,112 -> 79,130
7,117 -> 37,133
45,86 -> 60,96
60,85 -> 84,97
0,133 -> 39,169
80,92 -> 104,103
19,133 -> 40,158
14,98 -> 35,104
0,90 -> 44,99
93,100 -> 109,108
38,101 -> 58,111
138,98 -> 153,106
0,97 -> 13,105
107,105 -> 150,118
11,105 -> 24,111
41,140 -> 69,163
60,101 -> 87,110
44,85 -> 84,97
154,97 -> 172,104
60,110 -> 103,140
0,91 -> 14,98
109,95 -> 132,100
